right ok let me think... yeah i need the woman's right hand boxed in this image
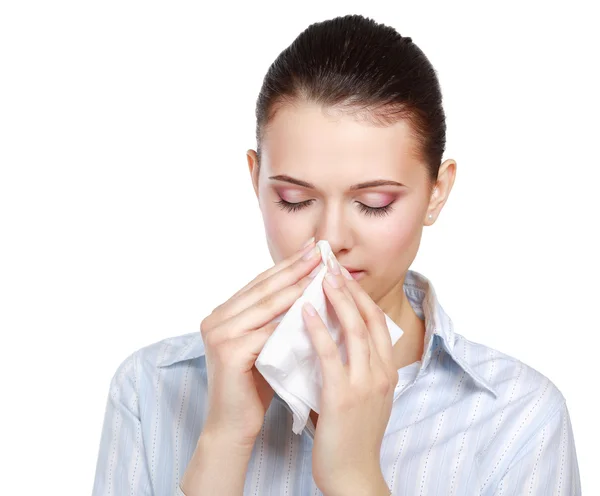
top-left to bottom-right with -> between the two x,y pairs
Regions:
199,238 -> 322,448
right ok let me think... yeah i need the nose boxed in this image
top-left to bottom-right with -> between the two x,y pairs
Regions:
314,202 -> 353,256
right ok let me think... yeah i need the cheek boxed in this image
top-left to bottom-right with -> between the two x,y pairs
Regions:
364,208 -> 423,272
261,200 -> 307,262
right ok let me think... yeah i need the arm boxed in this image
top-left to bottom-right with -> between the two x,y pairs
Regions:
322,475 -> 391,496
492,400 -> 581,495
92,351 -> 254,496
92,352 -> 154,495
179,430 -> 254,496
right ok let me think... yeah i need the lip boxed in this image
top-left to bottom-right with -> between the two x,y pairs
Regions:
348,270 -> 365,281
338,263 -> 365,280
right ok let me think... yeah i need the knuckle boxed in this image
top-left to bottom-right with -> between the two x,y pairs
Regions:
256,274 -> 276,293
203,329 -> 220,349
352,323 -> 368,340
200,316 -> 212,336
201,305 -> 224,333
373,366 -> 395,394
293,278 -> 308,292
294,277 -> 311,293
255,276 -> 282,302
321,343 -> 339,361
256,292 -> 275,309
375,376 -> 392,395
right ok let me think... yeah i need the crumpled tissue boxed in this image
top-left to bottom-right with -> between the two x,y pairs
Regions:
255,240 -> 404,434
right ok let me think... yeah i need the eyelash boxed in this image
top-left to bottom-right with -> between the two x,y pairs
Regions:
275,198 -> 395,217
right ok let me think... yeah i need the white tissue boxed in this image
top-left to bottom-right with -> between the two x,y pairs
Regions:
255,240 -> 404,435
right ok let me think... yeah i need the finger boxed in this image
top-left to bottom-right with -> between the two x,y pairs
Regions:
322,256 -> 371,379
205,243 -> 322,331
227,320 -> 280,371
230,238 -> 317,299
367,331 -> 384,370
368,339 -> 398,399
339,265 -> 394,366
206,319 -> 280,376
301,301 -> 347,388
207,256 -> 321,342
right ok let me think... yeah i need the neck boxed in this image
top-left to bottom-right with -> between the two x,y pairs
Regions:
375,273 -> 426,370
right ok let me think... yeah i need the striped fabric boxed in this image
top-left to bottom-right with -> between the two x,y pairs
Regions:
92,269 -> 581,495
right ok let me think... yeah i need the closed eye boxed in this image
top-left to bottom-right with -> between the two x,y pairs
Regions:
274,198 -> 395,217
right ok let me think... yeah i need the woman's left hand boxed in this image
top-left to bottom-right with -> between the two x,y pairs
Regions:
301,254 -> 398,496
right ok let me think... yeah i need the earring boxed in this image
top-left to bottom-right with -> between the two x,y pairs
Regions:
428,214 -> 433,219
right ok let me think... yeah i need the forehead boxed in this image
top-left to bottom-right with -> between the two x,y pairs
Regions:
261,101 -> 425,183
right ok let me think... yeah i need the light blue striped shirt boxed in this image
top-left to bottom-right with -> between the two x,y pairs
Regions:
92,269 -> 581,495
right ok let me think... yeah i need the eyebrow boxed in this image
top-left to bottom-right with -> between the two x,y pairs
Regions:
268,175 -> 407,190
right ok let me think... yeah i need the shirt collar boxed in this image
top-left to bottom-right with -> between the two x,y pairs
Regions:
403,270 -> 498,398
157,331 -> 206,368
157,270 -> 498,397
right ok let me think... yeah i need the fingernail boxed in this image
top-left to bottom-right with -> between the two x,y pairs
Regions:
340,266 -> 353,280
325,272 -> 341,288
303,301 -> 317,316
327,252 -> 341,275
302,245 -> 320,261
302,236 -> 315,249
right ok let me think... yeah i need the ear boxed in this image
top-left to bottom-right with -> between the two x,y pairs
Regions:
425,159 -> 456,225
246,149 -> 260,200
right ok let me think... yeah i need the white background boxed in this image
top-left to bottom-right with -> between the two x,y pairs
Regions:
1,1 -> 597,494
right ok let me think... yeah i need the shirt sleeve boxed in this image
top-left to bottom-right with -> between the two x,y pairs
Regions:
92,351 -> 156,496
492,399 -> 581,495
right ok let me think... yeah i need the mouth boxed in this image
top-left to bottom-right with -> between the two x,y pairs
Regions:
339,263 -> 366,280
348,270 -> 365,281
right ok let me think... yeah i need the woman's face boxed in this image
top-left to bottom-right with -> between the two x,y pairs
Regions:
248,101 -> 454,303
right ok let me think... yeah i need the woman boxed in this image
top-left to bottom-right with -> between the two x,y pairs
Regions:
92,14 -> 581,496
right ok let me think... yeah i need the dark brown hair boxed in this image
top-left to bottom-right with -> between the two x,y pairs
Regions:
254,14 -> 446,189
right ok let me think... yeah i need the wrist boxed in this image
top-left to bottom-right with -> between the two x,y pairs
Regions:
321,472 -> 390,496
198,428 -> 256,458
181,432 -> 254,496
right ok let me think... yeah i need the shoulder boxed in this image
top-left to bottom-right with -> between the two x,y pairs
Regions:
109,331 -> 204,386
454,334 -> 568,459
453,335 -> 580,491
455,332 -> 565,409
450,332 -> 568,454
137,331 -> 203,367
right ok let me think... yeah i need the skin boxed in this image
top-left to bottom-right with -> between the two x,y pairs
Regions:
180,99 -> 457,496
243,99 -> 457,493
247,99 -> 456,385
302,261 -> 402,495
